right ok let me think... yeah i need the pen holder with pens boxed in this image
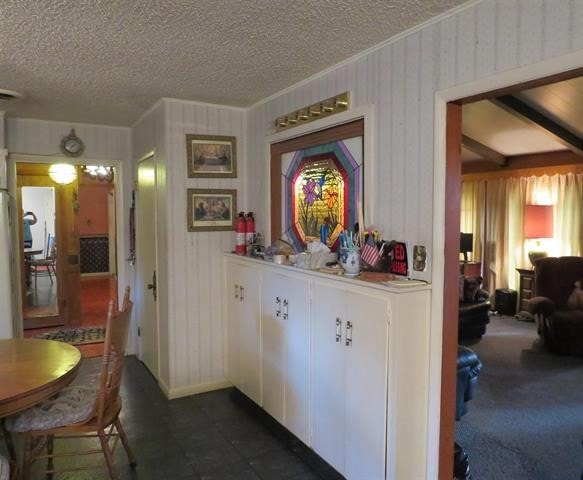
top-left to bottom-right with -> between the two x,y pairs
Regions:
339,247 -> 361,276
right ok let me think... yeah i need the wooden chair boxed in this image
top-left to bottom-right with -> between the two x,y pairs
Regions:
29,234 -> 57,288
5,286 -> 136,480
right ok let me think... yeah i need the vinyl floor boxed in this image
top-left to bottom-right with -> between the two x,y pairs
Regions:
1,356 -> 344,480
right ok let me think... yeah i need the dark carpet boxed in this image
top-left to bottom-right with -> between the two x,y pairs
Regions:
458,314 -> 583,480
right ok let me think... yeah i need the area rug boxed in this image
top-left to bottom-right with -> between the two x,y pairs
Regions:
33,326 -> 106,346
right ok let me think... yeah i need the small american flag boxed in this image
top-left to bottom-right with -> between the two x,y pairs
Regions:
361,234 -> 380,267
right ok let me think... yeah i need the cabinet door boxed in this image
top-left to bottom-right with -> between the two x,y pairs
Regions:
261,271 -> 286,423
312,283 -> 347,474
225,262 -> 242,389
344,291 -> 389,480
283,275 -> 310,444
239,266 -> 261,404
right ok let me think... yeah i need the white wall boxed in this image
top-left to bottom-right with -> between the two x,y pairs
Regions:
246,0 -> 581,284
4,118 -> 134,346
7,118 -> 129,161
132,99 -> 246,394
131,101 -> 170,384
165,99 -> 246,393
245,0 -> 583,476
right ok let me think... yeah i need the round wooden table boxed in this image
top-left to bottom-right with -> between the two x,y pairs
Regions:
0,339 -> 81,418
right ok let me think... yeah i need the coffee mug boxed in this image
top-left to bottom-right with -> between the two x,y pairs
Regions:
339,248 -> 360,276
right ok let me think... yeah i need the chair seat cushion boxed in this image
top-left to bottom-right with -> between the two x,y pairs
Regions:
0,454 -> 9,480
5,386 -> 97,433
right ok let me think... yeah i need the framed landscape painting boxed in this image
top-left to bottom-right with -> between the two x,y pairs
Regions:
186,134 -> 237,178
187,188 -> 237,231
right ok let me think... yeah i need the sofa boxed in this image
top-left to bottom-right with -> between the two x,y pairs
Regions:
528,256 -> 583,355
459,276 -> 491,341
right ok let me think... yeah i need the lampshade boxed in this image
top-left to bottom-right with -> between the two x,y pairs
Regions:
48,163 -> 77,185
524,205 -> 553,239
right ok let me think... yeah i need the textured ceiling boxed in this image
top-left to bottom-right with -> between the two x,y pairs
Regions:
0,0 -> 466,126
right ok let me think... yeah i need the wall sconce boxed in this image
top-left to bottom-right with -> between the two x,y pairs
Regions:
48,163 -> 77,185
274,92 -> 350,132
297,110 -> 309,121
321,101 -> 334,113
335,97 -> 349,108
308,105 -> 321,116
276,117 -> 288,128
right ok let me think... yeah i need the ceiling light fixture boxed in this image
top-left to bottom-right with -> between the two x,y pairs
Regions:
0,88 -> 23,102
82,165 -> 114,182
48,163 -> 77,185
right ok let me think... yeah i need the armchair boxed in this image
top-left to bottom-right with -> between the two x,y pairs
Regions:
528,256 -> 583,355
454,345 -> 482,479
459,276 -> 491,341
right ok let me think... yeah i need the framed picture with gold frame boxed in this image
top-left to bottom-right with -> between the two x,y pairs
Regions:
186,134 -> 237,178
187,188 -> 236,232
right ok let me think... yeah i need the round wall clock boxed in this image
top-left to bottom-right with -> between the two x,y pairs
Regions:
60,129 -> 85,157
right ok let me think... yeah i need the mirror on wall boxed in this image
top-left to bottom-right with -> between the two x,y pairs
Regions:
21,186 -> 59,319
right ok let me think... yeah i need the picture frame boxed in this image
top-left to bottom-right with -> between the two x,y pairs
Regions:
187,188 -> 237,232
186,134 -> 237,178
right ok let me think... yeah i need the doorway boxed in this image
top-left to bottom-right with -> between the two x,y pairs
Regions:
17,163 -> 80,329
441,67 -> 583,478
18,163 -> 119,351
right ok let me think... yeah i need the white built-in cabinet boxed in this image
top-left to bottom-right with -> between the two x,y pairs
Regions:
312,283 -> 388,479
261,271 -> 310,444
225,261 -> 261,404
224,254 -> 431,480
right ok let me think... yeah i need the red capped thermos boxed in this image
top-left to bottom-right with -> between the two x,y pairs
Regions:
245,212 -> 255,253
235,212 -> 246,255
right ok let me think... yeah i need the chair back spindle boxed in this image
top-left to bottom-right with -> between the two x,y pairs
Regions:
94,289 -> 133,427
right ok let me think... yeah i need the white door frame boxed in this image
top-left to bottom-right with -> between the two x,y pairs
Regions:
428,49 -> 583,478
7,153 -> 132,347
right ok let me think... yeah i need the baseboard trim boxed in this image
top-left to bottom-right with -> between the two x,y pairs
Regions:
158,378 -> 233,400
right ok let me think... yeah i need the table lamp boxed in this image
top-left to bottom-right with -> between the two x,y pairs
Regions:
524,204 -> 553,268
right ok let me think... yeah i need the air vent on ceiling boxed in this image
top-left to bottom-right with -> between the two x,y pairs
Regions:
0,88 -> 23,102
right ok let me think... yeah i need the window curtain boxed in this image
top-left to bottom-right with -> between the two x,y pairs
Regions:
463,172 -> 583,292
460,180 -> 486,263
482,178 -> 526,291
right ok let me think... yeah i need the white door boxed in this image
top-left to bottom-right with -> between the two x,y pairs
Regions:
261,271 -> 286,423
344,291 -> 389,480
136,155 -> 159,379
239,265 -> 261,404
312,283 -> 347,473
283,274 -> 310,444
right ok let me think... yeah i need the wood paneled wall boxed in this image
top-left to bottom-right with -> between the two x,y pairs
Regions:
131,101 -> 169,383
164,100 -> 246,391
7,118 -> 129,161
4,118 -> 133,344
132,99 -> 246,393
244,2 -> 583,476
247,0 -> 581,285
